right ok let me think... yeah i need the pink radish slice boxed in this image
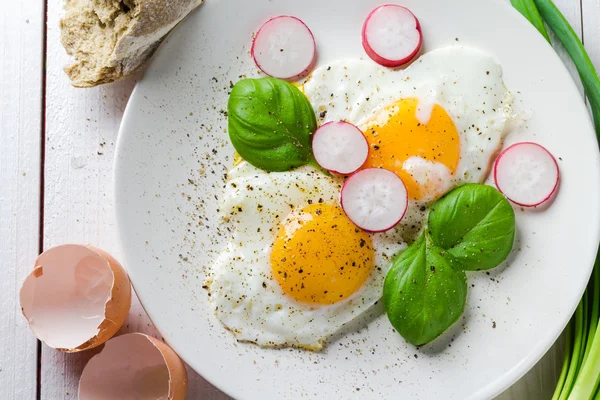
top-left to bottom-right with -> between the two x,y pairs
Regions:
494,142 -> 560,207
341,168 -> 408,232
312,121 -> 369,175
362,5 -> 422,68
251,16 -> 316,79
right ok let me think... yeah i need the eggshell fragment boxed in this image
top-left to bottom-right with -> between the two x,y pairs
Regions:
19,244 -> 131,352
79,333 -> 188,400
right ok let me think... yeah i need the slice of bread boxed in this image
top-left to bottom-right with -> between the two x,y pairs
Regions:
60,0 -> 203,87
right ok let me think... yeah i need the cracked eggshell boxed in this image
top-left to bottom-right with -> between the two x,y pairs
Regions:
19,244 -> 132,352
78,333 -> 188,400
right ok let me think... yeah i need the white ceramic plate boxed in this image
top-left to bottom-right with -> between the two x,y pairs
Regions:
114,0 -> 600,398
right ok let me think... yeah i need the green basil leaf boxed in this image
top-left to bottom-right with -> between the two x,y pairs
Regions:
383,234 -> 468,346
227,77 -> 317,171
428,184 -> 516,271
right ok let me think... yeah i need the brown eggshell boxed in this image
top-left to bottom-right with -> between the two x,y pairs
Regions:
19,244 -> 132,352
78,333 -> 188,400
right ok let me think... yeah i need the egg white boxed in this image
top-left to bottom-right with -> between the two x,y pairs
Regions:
303,45 -> 513,199
207,162 -> 406,349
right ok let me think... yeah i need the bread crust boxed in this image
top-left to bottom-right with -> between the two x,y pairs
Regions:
61,0 -> 203,87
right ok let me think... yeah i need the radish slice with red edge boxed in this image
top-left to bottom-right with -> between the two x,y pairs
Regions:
312,121 -> 369,175
251,16 -> 316,80
341,168 -> 408,232
362,5 -> 422,68
494,142 -> 560,207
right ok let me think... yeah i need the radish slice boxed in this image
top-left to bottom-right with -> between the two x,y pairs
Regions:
312,121 -> 369,175
341,168 -> 408,232
251,16 -> 316,79
362,5 -> 422,68
494,142 -> 560,207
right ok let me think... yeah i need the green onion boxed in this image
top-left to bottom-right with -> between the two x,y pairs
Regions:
510,0 -> 551,43
512,0 -> 600,398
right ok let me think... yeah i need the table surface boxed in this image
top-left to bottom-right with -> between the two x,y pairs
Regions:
1,0 -> 598,398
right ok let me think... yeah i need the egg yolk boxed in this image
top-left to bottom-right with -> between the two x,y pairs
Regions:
270,204 -> 375,305
360,97 -> 460,200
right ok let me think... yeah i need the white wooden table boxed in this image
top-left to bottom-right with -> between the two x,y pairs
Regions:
1,0 -> 598,398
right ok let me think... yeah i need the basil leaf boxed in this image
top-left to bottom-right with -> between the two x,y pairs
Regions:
227,77 -> 317,171
428,184 -> 515,271
384,184 -> 515,345
383,234 -> 468,346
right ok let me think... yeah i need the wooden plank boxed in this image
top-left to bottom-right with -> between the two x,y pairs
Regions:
583,0 -> 600,71
42,1 -> 227,398
42,0 -> 140,392
0,1 -> 44,399
0,2 -> 43,400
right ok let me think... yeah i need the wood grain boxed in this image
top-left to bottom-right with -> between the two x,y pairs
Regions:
0,1 -> 43,399
0,0 -> 44,400
42,1 -> 141,398
583,0 -> 600,70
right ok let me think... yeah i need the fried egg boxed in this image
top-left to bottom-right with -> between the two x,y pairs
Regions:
304,46 -> 512,202
208,162 -> 406,349
209,46 -> 513,349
